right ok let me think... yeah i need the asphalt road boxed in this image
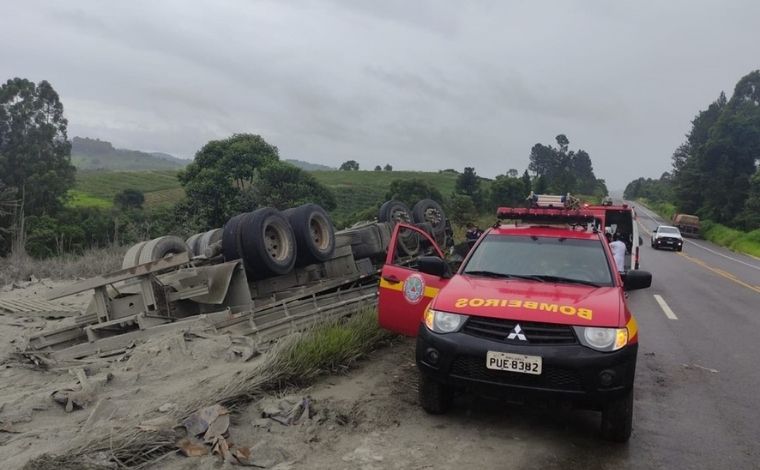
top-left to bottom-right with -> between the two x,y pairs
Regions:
605,203 -> 760,469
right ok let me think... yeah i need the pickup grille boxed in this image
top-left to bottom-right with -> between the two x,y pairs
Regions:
462,317 -> 577,345
451,355 -> 583,391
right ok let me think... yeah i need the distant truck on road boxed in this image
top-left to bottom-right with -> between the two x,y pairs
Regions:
672,213 -> 701,238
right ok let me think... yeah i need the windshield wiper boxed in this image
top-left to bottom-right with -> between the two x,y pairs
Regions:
526,275 -> 601,287
464,271 -> 546,282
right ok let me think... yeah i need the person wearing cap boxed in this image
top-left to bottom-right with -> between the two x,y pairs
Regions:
609,232 -> 627,273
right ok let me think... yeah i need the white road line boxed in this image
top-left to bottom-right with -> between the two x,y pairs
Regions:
653,294 -> 678,320
685,240 -> 760,271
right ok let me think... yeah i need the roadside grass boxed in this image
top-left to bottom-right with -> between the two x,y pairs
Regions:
0,245 -> 126,286
23,308 -> 395,469
701,221 -> 760,258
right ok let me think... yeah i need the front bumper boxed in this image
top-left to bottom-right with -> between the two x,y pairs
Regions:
416,324 -> 637,408
653,237 -> 683,249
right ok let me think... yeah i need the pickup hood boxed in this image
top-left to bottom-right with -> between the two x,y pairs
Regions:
432,275 -> 623,327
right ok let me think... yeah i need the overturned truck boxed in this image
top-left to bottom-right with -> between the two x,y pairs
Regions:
24,199 -> 451,362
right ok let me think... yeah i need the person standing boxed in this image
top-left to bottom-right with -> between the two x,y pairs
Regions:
609,233 -> 627,273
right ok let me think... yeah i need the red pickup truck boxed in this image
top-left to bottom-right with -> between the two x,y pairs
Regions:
378,207 -> 652,442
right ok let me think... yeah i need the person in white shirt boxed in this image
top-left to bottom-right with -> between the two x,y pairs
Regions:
609,233 -> 627,273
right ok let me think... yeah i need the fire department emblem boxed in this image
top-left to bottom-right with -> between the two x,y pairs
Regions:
403,274 -> 425,304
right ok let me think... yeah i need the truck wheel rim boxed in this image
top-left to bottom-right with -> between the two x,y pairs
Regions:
310,215 -> 331,250
265,223 -> 289,261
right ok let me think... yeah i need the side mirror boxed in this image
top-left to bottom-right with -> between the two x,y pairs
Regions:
622,270 -> 652,291
638,236 -> 643,246
418,256 -> 452,279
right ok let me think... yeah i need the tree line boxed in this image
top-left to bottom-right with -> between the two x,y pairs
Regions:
1,76 -> 610,259
624,70 -> 760,230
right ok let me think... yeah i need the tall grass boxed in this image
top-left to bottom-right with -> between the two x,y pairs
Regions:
701,221 -> 760,258
0,245 -> 126,286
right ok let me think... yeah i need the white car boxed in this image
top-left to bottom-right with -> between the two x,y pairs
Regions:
651,225 -> 683,252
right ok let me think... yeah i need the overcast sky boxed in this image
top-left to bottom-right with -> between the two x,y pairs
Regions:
2,1 -> 758,189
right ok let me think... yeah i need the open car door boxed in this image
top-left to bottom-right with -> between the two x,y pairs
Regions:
378,223 -> 450,336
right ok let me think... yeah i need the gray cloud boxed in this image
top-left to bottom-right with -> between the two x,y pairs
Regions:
1,0 -> 759,188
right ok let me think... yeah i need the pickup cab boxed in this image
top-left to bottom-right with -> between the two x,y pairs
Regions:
378,207 -> 652,442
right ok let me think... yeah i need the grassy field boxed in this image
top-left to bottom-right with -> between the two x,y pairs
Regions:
68,169 -> 184,208
67,168 -> 472,216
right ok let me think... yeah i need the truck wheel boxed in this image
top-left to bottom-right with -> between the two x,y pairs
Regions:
222,213 -> 247,261
138,236 -> 190,265
419,372 -> 452,414
378,200 -> 412,226
282,204 -> 335,266
122,241 -> 148,269
601,388 -> 633,443
239,208 -> 296,279
412,199 -> 446,235
676,246 -> 683,252
197,228 -> 223,257
185,233 -> 203,256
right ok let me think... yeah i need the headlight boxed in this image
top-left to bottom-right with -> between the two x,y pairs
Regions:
424,308 -> 467,334
573,326 -> 628,351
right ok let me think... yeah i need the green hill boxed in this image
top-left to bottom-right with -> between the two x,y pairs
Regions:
71,137 -> 188,170
67,167 -> 477,219
69,169 -> 183,208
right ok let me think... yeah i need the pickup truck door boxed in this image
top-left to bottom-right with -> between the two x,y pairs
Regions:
378,223 -> 449,336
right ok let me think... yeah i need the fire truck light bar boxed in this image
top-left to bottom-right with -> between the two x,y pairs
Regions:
497,207 -> 597,224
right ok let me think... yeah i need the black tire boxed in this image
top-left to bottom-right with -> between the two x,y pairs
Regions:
239,208 -> 297,279
122,241 -> 148,269
185,233 -> 203,256
601,388 -> 633,443
398,226 -> 420,257
412,199 -> 446,235
378,200 -> 412,226
282,204 -> 335,266
676,247 -> 683,252
222,213 -> 247,261
418,372 -> 452,414
138,236 -> 190,264
342,222 -> 385,260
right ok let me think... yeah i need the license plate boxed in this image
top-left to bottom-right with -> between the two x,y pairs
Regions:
486,351 -> 542,375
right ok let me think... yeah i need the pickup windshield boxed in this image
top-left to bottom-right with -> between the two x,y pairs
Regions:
463,235 -> 614,287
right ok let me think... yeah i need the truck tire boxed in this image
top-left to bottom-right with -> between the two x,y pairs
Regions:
239,208 -> 296,279
138,236 -> 190,265
222,213 -> 247,261
419,372 -> 452,414
344,222 -> 385,260
198,228 -> 223,258
412,199 -> 446,235
282,204 -> 335,266
601,388 -> 633,443
185,233 -> 203,256
414,221 -> 435,240
398,226 -> 420,257
122,241 -> 148,269
378,200 -> 412,226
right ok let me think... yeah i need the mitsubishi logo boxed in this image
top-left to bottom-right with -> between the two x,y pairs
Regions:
507,324 -> 527,341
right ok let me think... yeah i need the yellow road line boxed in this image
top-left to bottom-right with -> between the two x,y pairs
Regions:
678,252 -> 760,295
